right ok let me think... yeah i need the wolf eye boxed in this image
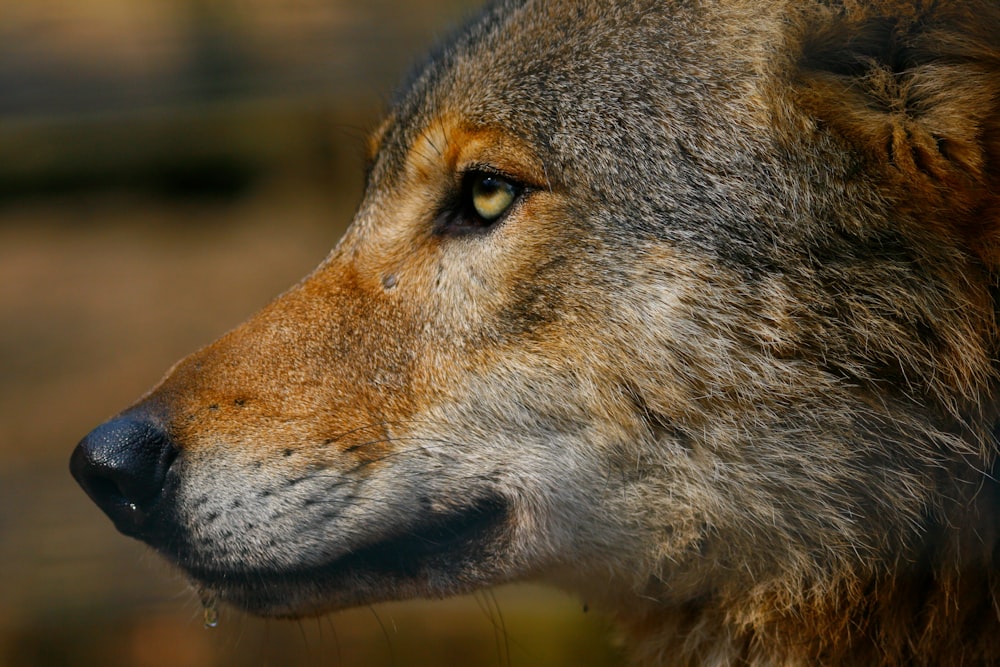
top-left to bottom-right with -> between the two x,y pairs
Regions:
437,170 -> 525,235
470,174 -> 518,222
466,171 -> 522,224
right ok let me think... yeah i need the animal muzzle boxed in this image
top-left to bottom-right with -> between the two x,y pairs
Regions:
70,413 -> 179,539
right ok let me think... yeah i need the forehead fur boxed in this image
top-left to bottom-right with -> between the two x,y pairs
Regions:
376,0 -> 785,252
375,0 -> 998,269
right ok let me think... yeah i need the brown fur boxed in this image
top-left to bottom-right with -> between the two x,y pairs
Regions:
72,0 -> 1000,664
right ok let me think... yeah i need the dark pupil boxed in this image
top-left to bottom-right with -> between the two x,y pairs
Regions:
479,176 -> 501,195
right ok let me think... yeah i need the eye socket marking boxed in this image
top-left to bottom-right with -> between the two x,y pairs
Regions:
437,170 -> 526,235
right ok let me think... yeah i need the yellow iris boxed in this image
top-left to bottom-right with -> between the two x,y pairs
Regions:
470,174 -> 518,222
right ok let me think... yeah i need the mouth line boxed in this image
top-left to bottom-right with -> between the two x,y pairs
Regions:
183,494 -> 511,613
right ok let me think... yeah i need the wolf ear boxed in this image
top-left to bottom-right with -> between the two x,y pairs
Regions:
795,0 -> 1000,268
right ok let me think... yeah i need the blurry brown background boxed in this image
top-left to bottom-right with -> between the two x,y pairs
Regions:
0,1 -> 621,665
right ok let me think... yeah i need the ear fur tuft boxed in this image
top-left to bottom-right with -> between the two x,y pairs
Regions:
796,0 -> 1000,268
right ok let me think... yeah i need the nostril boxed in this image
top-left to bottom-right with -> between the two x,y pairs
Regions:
89,476 -> 134,511
70,416 -> 178,537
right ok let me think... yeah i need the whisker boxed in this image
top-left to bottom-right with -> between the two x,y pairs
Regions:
369,605 -> 397,667
322,615 -> 342,665
474,591 -> 504,665
294,617 -> 313,662
488,589 -> 512,667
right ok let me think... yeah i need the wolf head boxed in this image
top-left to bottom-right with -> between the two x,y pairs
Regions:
72,0 -> 1000,663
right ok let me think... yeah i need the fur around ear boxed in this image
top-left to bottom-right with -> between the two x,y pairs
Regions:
794,0 -> 1000,269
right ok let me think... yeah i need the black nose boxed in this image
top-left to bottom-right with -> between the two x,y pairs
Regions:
70,416 -> 178,537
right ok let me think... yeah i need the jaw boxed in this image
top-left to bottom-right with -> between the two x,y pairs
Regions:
162,492 -> 514,617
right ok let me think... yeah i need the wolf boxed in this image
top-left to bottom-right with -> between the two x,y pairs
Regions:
70,0 -> 1000,664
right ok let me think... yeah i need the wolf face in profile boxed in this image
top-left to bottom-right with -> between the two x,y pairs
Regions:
71,0 -> 1000,664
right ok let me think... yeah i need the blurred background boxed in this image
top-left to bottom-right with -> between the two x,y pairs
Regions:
0,1 -> 622,665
